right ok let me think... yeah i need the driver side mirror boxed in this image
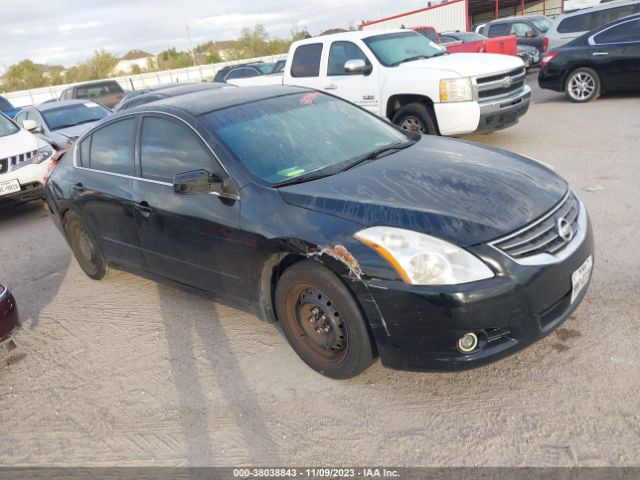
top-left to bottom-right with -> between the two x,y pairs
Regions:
344,59 -> 373,75
525,30 -> 536,38
22,119 -> 42,134
173,169 -> 223,195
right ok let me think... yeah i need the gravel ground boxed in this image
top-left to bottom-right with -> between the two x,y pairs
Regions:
1,73 -> 639,467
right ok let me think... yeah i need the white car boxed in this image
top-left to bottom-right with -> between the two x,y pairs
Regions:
0,113 -> 54,204
230,29 -> 530,136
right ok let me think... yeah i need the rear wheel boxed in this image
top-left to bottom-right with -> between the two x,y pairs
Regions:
565,67 -> 601,103
392,102 -> 438,135
275,260 -> 374,379
64,211 -> 116,280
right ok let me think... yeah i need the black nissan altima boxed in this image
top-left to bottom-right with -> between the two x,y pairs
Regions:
45,86 -> 594,378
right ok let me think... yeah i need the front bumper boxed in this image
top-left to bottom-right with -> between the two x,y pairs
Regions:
0,159 -> 51,204
364,212 -> 594,372
475,86 -> 532,134
0,286 -> 20,348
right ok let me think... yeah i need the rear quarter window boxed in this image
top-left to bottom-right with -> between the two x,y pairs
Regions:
291,43 -> 323,78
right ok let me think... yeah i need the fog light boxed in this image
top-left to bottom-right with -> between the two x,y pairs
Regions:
457,332 -> 478,353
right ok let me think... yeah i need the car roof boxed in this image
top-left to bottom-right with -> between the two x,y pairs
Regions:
31,99 -> 103,112
293,28 -> 412,45
561,0 -> 640,17
126,85 -> 309,117
488,15 -> 549,24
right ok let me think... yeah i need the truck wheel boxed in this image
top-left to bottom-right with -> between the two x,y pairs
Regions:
275,260 -> 375,379
392,103 -> 438,135
565,67 -> 601,103
64,211 -> 116,280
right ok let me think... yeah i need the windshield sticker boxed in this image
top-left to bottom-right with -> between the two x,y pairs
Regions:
84,103 -> 100,107
278,167 -> 306,177
299,92 -> 320,106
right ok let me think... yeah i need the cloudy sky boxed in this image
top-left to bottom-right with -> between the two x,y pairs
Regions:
1,0 -> 426,69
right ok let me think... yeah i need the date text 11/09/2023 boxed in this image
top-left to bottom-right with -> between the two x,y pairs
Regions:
232,468 -> 401,478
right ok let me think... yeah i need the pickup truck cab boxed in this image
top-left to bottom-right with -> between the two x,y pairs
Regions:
231,30 -> 530,135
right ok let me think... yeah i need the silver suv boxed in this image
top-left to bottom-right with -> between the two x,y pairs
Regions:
547,0 -> 640,48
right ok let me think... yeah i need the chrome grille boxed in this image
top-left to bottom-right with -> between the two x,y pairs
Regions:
492,192 -> 580,260
0,150 -> 37,173
476,67 -> 526,100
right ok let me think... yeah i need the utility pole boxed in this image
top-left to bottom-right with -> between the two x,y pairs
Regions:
186,25 -> 197,66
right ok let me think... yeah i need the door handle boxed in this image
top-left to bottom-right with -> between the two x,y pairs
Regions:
324,84 -> 338,90
592,52 -> 609,56
72,183 -> 85,192
134,201 -> 152,218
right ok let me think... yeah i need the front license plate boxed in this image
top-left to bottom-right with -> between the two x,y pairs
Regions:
571,255 -> 593,304
0,179 -> 21,197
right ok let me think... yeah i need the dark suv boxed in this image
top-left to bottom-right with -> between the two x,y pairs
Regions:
212,62 -> 278,83
484,15 -> 553,57
59,80 -> 126,108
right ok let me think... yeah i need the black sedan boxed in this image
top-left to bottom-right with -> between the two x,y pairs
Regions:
45,86 -> 594,378
539,13 -> 640,102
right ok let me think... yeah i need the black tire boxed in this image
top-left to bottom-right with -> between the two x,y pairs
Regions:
392,102 -> 438,135
564,67 -> 601,103
275,260 -> 375,379
64,211 -> 116,280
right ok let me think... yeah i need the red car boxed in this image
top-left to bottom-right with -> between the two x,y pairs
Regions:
413,27 -> 517,56
0,285 -> 19,350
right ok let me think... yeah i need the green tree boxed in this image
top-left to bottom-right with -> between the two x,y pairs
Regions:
204,51 -> 222,64
232,24 -> 270,59
130,64 -> 142,74
2,60 -> 45,90
156,48 -> 193,69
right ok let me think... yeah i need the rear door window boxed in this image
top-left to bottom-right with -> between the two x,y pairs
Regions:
140,116 -> 214,183
487,24 -> 511,37
87,118 -> 136,175
291,43 -> 323,78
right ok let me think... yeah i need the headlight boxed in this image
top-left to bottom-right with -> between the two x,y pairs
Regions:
11,146 -> 54,171
33,145 -> 54,164
439,77 -> 473,102
354,226 -> 494,285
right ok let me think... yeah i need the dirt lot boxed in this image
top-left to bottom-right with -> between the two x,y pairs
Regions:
1,74 -> 639,467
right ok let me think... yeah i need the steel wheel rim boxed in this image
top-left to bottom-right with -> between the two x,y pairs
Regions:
569,72 -> 595,101
399,116 -> 426,133
72,224 -> 99,275
284,284 -> 349,365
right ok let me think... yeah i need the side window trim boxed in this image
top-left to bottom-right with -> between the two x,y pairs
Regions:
589,18 -> 640,45
73,111 -> 239,199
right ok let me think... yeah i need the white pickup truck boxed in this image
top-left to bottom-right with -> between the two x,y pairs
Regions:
229,29 -> 532,136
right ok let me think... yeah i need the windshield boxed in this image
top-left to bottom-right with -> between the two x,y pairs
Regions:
201,92 -> 408,185
0,113 -> 20,138
532,18 -> 552,32
255,64 -> 275,74
363,31 -> 446,67
42,103 -> 111,130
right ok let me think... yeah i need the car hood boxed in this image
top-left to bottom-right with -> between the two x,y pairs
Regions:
0,129 -> 45,158
399,53 -> 524,77
52,122 -> 101,139
279,136 -> 567,246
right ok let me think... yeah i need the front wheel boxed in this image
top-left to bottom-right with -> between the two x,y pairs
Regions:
392,102 -> 438,135
275,260 -> 375,379
565,67 -> 601,103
